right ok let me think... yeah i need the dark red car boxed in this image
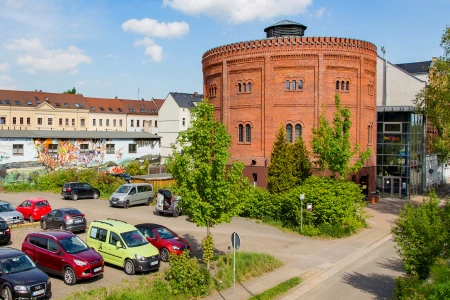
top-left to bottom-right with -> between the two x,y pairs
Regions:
22,231 -> 104,285
16,198 -> 52,223
135,223 -> 190,262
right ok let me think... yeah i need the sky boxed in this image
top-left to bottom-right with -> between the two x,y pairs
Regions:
0,0 -> 448,100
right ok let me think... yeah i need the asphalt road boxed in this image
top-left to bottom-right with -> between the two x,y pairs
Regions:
299,238 -> 405,300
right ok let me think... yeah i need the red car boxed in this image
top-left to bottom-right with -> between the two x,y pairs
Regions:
22,231 -> 104,285
135,223 -> 190,262
16,198 -> 52,223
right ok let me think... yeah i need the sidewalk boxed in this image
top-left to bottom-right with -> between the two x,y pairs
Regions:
204,193 -> 427,300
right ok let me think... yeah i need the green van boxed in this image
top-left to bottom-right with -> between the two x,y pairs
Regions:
86,218 -> 160,275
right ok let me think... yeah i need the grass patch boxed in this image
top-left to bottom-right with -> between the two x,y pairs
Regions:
64,252 -> 283,300
249,277 -> 302,300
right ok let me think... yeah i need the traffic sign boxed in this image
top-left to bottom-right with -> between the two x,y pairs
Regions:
231,232 -> 240,249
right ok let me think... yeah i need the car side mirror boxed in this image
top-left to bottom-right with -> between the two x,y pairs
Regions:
116,241 -> 122,248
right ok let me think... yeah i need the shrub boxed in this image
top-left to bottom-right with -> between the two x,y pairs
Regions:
126,161 -> 145,176
165,250 -> 211,297
240,187 -> 281,220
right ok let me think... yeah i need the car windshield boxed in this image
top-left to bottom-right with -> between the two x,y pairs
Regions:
155,227 -> 176,239
0,203 -> 15,212
64,209 -> 82,216
120,230 -> 148,248
116,186 -> 131,193
1,255 -> 36,274
59,236 -> 89,254
35,201 -> 49,207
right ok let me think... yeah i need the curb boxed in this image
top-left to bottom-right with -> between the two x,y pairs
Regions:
9,222 -> 41,230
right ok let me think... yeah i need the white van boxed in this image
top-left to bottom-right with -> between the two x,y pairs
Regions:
109,183 -> 154,208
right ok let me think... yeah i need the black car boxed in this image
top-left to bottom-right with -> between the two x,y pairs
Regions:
61,182 -> 100,201
41,208 -> 87,232
0,248 -> 52,299
0,219 -> 11,245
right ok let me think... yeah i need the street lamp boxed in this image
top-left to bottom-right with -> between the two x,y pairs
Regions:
300,194 -> 305,232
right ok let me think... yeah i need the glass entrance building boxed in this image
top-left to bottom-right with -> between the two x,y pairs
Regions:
377,106 -> 425,198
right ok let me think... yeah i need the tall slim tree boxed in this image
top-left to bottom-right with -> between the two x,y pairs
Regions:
168,99 -> 249,268
311,94 -> 371,179
415,25 -> 450,161
291,135 -> 311,186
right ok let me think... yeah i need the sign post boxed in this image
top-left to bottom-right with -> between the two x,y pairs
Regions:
231,232 -> 240,300
300,194 -> 305,232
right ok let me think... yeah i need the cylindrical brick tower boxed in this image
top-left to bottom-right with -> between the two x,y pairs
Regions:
202,20 -> 377,192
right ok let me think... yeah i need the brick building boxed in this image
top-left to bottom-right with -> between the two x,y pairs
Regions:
202,20 -> 377,194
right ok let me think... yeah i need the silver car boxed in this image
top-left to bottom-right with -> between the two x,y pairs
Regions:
0,201 -> 24,225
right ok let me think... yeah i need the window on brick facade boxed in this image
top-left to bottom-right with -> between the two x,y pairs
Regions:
238,124 -> 243,143
245,124 -> 251,143
238,83 -> 241,93
214,86 -> 217,95
346,81 -> 349,91
341,81 -> 345,90
336,81 -> 340,90
292,80 -> 296,90
243,83 -> 247,92
286,80 -> 290,90
368,124 -> 373,145
13,144 -> 24,155
286,124 -> 293,143
106,144 -> 115,154
298,80 -> 303,90
248,82 -> 252,92
129,144 -> 137,153
295,124 -> 302,140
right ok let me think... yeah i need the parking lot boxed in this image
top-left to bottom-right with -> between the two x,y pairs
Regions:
0,191 -> 329,299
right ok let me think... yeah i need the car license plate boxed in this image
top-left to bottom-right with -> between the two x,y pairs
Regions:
94,266 -> 102,273
150,261 -> 158,266
0,231 -> 3,235
32,289 -> 45,296
75,219 -> 83,223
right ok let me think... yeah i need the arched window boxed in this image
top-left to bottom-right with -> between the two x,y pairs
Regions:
286,124 -> 293,143
298,80 -> 303,90
346,81 -> 349,91
214,86 -> 217,96
243,83 -> 247,92
238,83 -> 241,93
336,81 -> 340,90
286,80 -> 290,90
292,80 -> 296,90
368,124 -> 372,145
246,124 -> 251,143
238,125 -> 244,143
341,81 -> 345,90
248,82 -> 252,92
295,124 -> 302,140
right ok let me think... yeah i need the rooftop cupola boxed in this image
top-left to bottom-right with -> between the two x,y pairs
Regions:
264,20 -> 307,38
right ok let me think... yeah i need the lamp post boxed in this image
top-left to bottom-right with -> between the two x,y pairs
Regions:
300,194 -> 305,232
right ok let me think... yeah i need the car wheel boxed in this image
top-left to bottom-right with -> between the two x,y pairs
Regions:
60,224 -> 66,231
145,198 -> 151,206
156,210 -> 163,215
63,267 -> 77,285
124,200 -> 130,209
93,192 -> 99,199
173,207 -> 180,218
2,286 -> 12,300
72,193 -> 78,201
63,196 -> 68,200
124,259 -> 135,275
160,248 -> 170,262
41,220 -> 47,230
29,215 -> 34,223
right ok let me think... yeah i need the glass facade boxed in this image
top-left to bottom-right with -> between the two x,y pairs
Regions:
376,109 -> 425,198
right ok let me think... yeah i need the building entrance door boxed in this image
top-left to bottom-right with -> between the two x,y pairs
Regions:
382,177 -> 402,198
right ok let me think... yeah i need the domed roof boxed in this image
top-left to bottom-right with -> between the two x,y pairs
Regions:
264,20 -> 307,38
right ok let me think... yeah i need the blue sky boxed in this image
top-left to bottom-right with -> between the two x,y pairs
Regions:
0,0 -> 448,100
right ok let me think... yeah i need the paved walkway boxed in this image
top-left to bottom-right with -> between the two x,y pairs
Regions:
205,186 -> 449,300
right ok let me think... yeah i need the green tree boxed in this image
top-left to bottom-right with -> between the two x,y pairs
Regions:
267,125 -> 295,194
291,135 -> 311,186
415,25 -> 450,161
168,99 -> 249,268
311,94 -> 371,179
63,87 -> 76,94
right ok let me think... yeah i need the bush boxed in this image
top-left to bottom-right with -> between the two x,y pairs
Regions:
165,250 -> 211,297
240,187 -> 281,220
126,161 -> 146,176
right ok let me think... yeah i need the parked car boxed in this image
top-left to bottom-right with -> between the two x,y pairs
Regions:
61,182 -> 100,201
0,218 -> 11,245
109,183 -> 154,208
0,247 -> 52,299
135,223 -> 190,262
86,218 -> 160,275
16,198 -> 52,223
0,200 -> 24,225
155,189 -> 182,217
40,208 -> 87,232
110,173 -> 131,183
22,231 -> 104,285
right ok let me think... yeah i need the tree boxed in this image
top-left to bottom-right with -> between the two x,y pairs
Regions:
291,135 -> 311,186
63,87 -> 76,94
415,25 -> 450,161
311,94 -> 371,179
267,125 -> 295,194
168,99 -> 249,268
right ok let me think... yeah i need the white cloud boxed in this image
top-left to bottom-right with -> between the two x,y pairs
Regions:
76,80 -> 85,86
5,0 -> 22,10
0,74 -> 17,90
133,37 -> 163,62
163,0 -> 312,24
105,54 -> 118,59
0,62 -> 9,72
122,18 -> 189,38
4,38 -> 91,74
314,7 -> 326,18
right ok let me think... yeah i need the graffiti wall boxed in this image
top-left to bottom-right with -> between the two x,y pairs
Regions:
0,137 -> 159,181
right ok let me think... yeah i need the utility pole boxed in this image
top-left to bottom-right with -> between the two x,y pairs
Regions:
381,46 -> 387,106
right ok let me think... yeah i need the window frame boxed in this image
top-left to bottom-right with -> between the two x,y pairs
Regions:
48,144 -> 58,154
128,144 -> 137,153
12,144 -> 24,156
238,124 -> 244,143
106,144 -> 115,154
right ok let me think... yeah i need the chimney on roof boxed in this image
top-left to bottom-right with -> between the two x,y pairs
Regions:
142,98 -> 144,101
39,90 -> 42,92
35,90 -> 38,92
194,92 -> 198,97
115,96 -> 118,99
